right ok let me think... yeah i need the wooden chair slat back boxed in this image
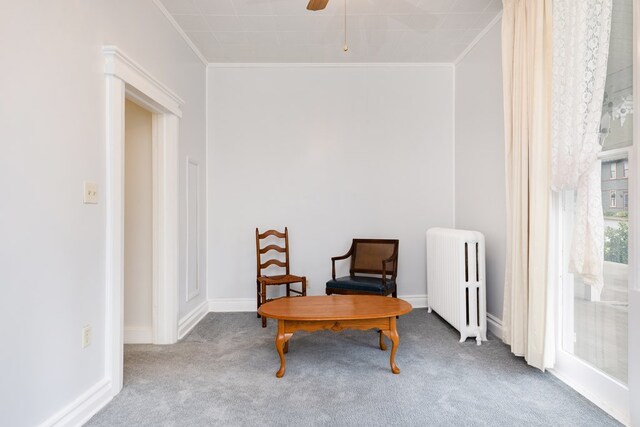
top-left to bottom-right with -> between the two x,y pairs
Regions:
256,227 -> 291,276
260,244 -> 286,255
261,259 -> 287,269
258,229 -> 286,239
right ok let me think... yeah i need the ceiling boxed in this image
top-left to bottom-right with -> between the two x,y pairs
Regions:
158,0 -> 502,63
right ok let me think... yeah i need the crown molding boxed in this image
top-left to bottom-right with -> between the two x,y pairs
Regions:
454,11 -> 503,66
103,46 -> 185,116
152,0 -> 208,66
207,62 -> 455,69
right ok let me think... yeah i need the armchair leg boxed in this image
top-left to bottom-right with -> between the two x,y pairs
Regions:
392,289 -> 399,318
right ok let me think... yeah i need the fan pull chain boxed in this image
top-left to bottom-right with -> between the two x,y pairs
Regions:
343,0 -> 348,52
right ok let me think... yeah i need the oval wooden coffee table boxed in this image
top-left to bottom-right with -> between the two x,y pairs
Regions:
258,295 -> 412,378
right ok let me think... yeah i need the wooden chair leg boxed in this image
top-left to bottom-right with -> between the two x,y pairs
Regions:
256,280 -> 261,318
261,283 -> 268,328
302,277 -> 307,296
286,284 -> 291,297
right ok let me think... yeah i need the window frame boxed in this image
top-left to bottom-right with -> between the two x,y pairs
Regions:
624,160 -> 629,178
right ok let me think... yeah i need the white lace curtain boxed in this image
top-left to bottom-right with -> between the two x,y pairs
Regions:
551,0 -> 613,290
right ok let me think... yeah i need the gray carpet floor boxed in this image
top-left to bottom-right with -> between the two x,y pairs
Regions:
87,309 -> 620,426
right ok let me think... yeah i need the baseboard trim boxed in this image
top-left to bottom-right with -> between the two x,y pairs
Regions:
398,294 -> 428,308
123,327 -> 152,344
486,312 -> 503,339
178,300 -> 209,339
40,378 -> 111,427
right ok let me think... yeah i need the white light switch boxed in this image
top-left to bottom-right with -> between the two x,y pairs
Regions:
82,324 -> 92,348
83,182 -> 98,204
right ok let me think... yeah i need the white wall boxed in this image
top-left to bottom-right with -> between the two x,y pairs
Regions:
0,2 -> 206,425
207,65 -> 454,303
124,99 -> 153,343
454,21 -> 506,320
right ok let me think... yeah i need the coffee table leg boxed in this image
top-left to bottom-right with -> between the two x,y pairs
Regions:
379,330 -> 387,351
275,320 -> 287,378
381,321 -> 401,373
388,317 -> 400,374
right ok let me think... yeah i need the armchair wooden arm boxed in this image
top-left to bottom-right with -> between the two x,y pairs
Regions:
331,246 -> 354,280
381,249 -> 398,284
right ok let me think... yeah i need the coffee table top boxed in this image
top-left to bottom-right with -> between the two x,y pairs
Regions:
258,295 -> 412,321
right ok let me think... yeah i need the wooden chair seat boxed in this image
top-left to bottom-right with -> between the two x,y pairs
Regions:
258,274 -> 305,286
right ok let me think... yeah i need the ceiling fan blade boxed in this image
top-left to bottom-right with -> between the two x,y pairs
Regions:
307,0 -> 329,11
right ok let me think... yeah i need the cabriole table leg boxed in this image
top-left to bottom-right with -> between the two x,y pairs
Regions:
275,321 -> 287,378
389,317 -> 400,374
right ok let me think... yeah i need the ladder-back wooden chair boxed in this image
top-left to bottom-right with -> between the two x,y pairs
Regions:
256,227 -> 307,327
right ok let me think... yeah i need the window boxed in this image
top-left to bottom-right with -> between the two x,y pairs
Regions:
624,160 -> 629,178
610,162 -> 617,179
610,190 -> 617,207
624,192 -> 629,208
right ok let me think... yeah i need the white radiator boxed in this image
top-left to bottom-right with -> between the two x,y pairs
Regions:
426,228 -> 487,345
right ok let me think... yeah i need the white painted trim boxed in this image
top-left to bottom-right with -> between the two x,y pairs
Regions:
207,62 -> 455,69
399,294 -> 428,308
124,327 -> 153,344
185,157 -> 201,303
178,300 -> 209,339
105,46 -> 181,398
628,3 -> 639,424
151,113 -> 180,345
486,312 -> 503,339
454,12 -> 503,66
105,74 -> 126,395
205,59 -> 210,308
39,379 -> 111,427
103,46 -> 184,117
550,350 -> 629,425
452,64 -> 457,227
151,0 -> 208,66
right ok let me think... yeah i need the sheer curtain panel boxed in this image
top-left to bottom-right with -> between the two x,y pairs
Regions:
551,0 -> 612,290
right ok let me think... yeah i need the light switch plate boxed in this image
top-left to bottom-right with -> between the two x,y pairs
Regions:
83,182 -> 98,204
82,324 -> 92,348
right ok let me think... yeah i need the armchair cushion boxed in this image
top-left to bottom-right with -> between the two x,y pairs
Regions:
326,276 -> 395,295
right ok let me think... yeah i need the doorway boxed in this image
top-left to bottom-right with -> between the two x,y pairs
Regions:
104,46 -> 183,396
124,99 -> 153,344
